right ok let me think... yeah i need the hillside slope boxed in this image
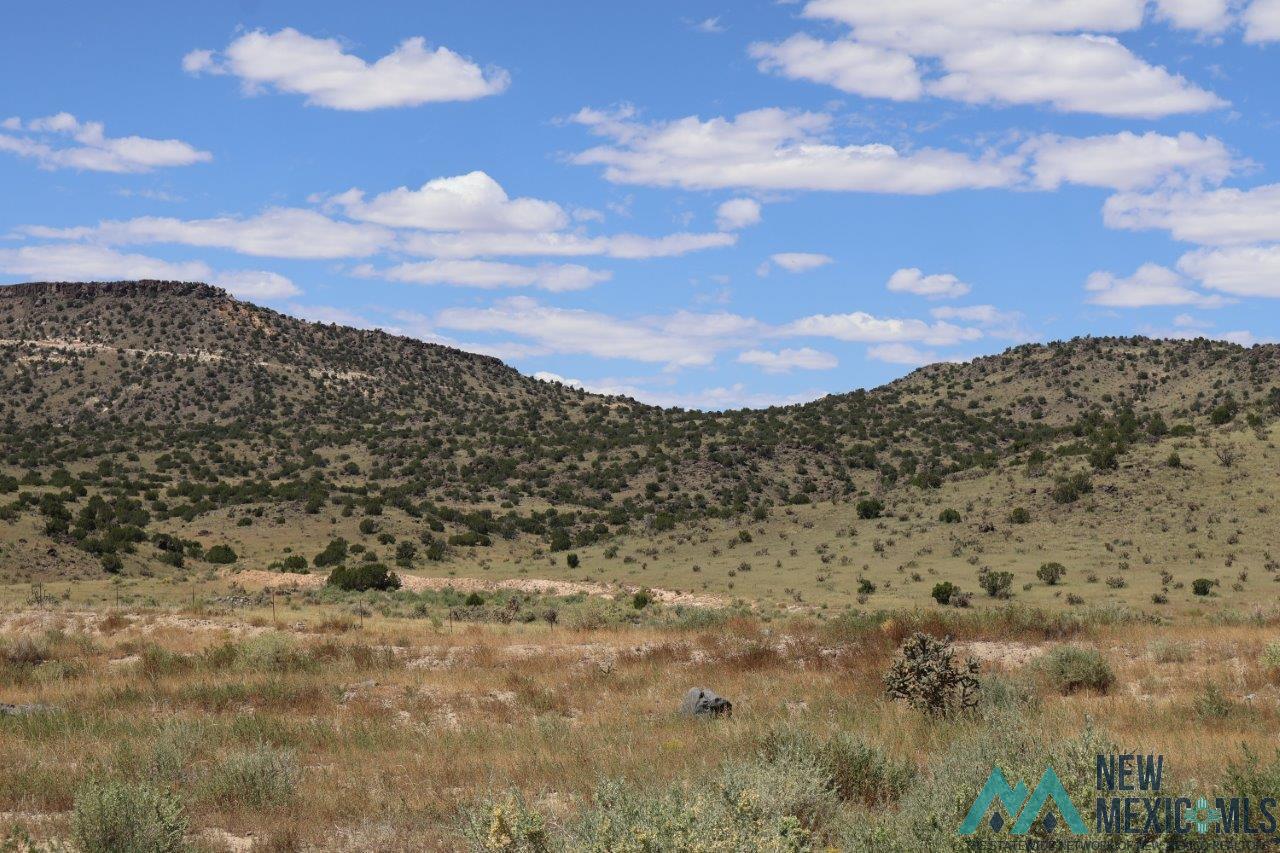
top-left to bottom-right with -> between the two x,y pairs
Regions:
2,280 -> 1277,610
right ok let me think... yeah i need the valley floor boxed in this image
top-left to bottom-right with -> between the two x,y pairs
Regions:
3,595 -> 1280,850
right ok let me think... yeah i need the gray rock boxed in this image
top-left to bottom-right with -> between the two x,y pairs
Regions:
679,687 -> 732,718
0,703 -> 59,717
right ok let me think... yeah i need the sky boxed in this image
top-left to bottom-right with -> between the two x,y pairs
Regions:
2,1 -> 1279,409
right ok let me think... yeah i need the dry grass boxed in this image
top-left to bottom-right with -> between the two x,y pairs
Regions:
2,601 -> 1280,850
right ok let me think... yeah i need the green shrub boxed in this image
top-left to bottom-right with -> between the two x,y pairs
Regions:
565,552 -> 579,569
1036,645 -> 1115,694
884,632 -> 980,717
632,589 -> 652,610
1051,472 -> 1093,505
204,544 -> 237,564
72,779 -> 188,853
760,729 -> 912,807
1036,562 -> 1066,585
313,537 -> 349,568
1008,507 -> 1031,524
1166,452 -> 1182,469
938,508 -> 961,523
978,569 -> 1013,598
1261,642 -> 1280,672
856,498 -> 884,520
464,592 -> 486,607
931,581 -> 957,606
326,562 -> 400,592
1192,577 -> 1215,596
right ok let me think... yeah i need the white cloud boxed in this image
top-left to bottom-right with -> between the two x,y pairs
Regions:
715,198 -> 762,230
930,304 -> 1030,340
1023,132 -> 1234,191
571,107 -> 1021,194
24,209 -> 393,260
1154,0 -> 1233,32
1177,245 -> 1280,298
0,243 -> 298,300
399,229 -> 735,259
691,17 -> 725,34
783,0 -> 1224,117
781,311 -> 981,345
533,371 -> 826,410
925,33 -> 1223,117
886,267 -> 971,299
768,252 -> 833,273
866,343 -> 939,365
749,35 -> 923,101
1244,0 -> 1280,42
210,270 -> 301,299
737,347 -> 838,373
184,28 -> 508,110
1103,185 -> 1280,246
1084,262 -> 1227,307
330,171 -> 567,231
0,112 -> 211,173
434,297 -> 758,367
362,259 -> 611,292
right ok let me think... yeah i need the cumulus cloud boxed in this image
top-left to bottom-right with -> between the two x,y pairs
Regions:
737,347 -> 838,373
435,297 -> 754,367
1084,262 -> 1227,308
0,243 -> 298,299
0,112 -> 211,173
1177,245 -> 1280,298
361,259 -> 611,292
930,304 -> 1030,340
1103,185 -> 1280,246
886,267 -> 970,299
1244,0 -> 1280,42
1154,0 -> 1233,31
571,107 -> 1021,194
749,35 -> 923,100
781,311 -> 981,345
715,198 -> 762,230
866,343 -> 940,365
755,0 -> 1225,117
184,28 -> 508,110
533,371 -> 826,410
1023,132 -> 1234,191
330,171 -> 567,231
24,209 -> 393,260
399,229 -> 735,260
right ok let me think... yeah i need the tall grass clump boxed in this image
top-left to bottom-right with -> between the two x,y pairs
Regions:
201,744 -> 299,810
1035,645 -> 1116,694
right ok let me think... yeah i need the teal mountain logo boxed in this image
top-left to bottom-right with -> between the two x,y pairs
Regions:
959,766 -> 1089,835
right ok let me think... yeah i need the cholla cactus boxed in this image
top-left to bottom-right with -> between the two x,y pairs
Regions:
883,632 -> 980,716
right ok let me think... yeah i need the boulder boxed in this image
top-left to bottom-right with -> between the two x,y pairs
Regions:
0,703 -> 58,717
679,687 -> 732,718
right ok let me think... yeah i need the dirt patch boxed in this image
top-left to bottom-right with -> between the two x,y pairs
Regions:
955,640 -> 1047,668
228,569 -> 725,609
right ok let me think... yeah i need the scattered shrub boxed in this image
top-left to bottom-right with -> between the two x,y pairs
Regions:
938,508 -> 962,524
326,563 -> 400,592
856,499 -> 884,520
204,544 -> 237,564
931,581 -> 957,606
1036,562 -> 1066,585
1192,578 -> 1216,596
201,745 -> 299,810
1008,507 -> 1031,524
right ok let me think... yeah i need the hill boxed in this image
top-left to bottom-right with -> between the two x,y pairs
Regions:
1,280 -> 1278,613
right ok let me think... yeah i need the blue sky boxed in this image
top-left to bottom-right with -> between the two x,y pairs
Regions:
3,0 -> 1279,408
